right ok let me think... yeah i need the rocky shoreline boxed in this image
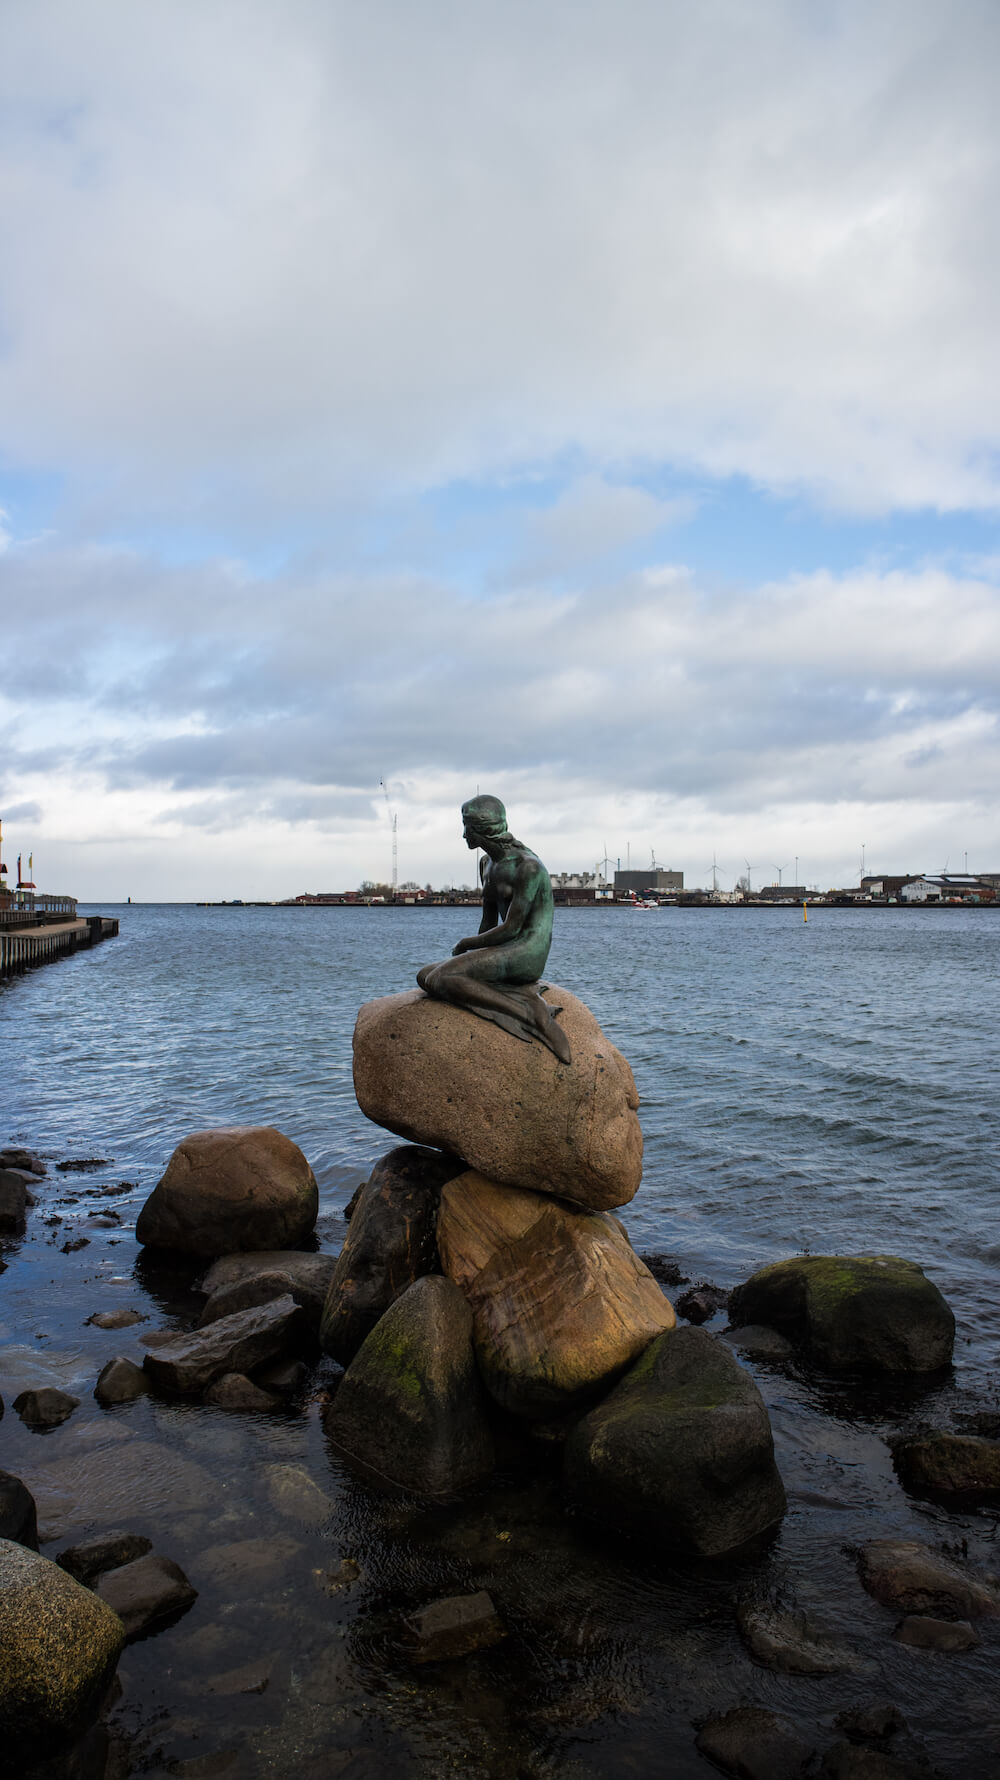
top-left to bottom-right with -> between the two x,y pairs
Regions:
1,984 -> 999,1779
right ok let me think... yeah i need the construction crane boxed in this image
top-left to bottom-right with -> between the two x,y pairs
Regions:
379,780 -> 397,892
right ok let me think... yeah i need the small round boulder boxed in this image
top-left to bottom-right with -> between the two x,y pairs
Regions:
136,1127 -> 318,1257
0,1537 -> 125,1766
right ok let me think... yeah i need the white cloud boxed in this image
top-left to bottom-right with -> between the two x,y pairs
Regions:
0,0 -> 998,521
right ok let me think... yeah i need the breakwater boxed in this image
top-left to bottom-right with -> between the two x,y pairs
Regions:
0,914 -> 118,980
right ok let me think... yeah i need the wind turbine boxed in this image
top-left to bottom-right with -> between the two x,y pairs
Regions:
379,779 -> 397,892
704,855 -> 725,895
773,862 -> 789,887
744,861 -> 756,895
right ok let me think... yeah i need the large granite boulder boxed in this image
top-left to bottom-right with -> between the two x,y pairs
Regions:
565,1325 -> 787,1557
320,1145 -> 465,1365
0,1538 -> 125,1766
324,1275 -> 494,1500
353,987 -> 642,1211
437,1171 -> 674,1418
135,1126 -> 318,1255
727,1255 -> 954,1373
142,1293 -> 307,1396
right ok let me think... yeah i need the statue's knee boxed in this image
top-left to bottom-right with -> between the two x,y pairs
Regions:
416,965 -> 433,990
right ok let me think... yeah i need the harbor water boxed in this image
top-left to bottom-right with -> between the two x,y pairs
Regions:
1,905 -> 998,1776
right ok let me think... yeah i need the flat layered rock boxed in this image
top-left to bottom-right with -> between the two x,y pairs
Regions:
199,1249 -> 336,1332
728,1255 -> 954,1373
142,1294 -> 307,1396
565,1325 -> 787,1558
136,1126 -> 318,1255
353,986 -> 642,1211
437,1171 -> 675,1418
325,1275 -> 494,1500
58,1530 -> 152,1583
320,1145 -> 461,1365
0,1538 -> 125,1766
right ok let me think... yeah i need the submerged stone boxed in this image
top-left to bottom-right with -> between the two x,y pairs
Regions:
320,1144 -> 460,1365
353,986 -> 643,1211
857,1540 -> 999,1620
728,1254 -> 955,1373
325,1275 -> 494,1500
136,1125 -> 318,1255
565,1325 -> 786,1558
95,1551 -> 197,1640
893,1433 -> 1000,1504
402,1590 -> 506,1663
437,1171 -> 674,1418
695,1705 -> 813,1780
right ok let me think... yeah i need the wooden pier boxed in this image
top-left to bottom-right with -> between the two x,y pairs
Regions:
0,914 -> 119,980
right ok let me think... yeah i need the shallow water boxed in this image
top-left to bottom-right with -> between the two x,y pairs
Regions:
2,905 -> 999,1776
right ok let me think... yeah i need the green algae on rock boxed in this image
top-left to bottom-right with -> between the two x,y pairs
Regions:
0,1536 -> 124,1765
727,1254 -> 955,1373
324,1274 -> 494,1500
564,1325 -> 786,1558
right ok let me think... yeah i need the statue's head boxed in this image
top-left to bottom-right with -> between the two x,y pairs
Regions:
461,794 -> 508,847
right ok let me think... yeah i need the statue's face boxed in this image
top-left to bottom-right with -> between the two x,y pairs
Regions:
463,814 -> 483,850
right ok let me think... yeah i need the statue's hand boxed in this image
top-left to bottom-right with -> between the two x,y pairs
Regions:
451,937 -> 474,956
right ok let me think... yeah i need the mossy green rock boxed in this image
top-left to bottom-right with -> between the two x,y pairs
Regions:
324,1275 -> 494,1500
0,1537 -> 124,1765
727,1255 -> 954,1373
564,1326 -> 786,1557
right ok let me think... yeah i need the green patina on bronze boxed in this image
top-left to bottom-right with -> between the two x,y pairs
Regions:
417,794 -> 571,1064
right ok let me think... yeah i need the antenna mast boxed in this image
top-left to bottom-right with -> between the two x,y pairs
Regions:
379,780 -> 398,892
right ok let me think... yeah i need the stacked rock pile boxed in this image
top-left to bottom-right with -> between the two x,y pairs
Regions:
321,983 -> 789,1558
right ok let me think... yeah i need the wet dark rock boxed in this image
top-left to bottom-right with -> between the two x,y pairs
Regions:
61,1238 -> 90,1253
94,1551 -> 197,1639
95,1358 -> 148,1405
14,1387 -> 81,1429
636,1253 -> 689,1287
86,1309 -> 145,1330
737,1597 -> 857,1674
0,1538 -> 124,1767
0,1168 -> 32,1230
255,1357 -> 310,1398
0,1470 -> 38,1548
893,1615 -> 979,1651
821,1742 -> 936,1778
565,1326 -> 786,1557
728,1255 -> 955,1373
675,1283 -> 729,1324
203,1371 -> 282,1411
695,1705 -> 813,1779
198,1249 -> 335,1333
723,1324 -> 796,1360
0,1147 -> 45,1175
325,1275 -> 495,1500
857,1540 -> 999,1620
320,1144 -> 460,1365
343,1181 -> 365,1220
136,1125 -> 318,1255
893,1433 -> 1000,1504
56,1159 -> 107,1171
57,1531 -> 153,1583
401,1589 -> 506,1663
142,1293 -> 307,1395
834,1703 -> 907,1743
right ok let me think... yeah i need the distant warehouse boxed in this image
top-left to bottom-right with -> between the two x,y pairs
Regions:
614,869 -> 684,895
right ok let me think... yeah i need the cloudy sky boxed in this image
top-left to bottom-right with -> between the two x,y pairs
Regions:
2,0 -> 998,899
